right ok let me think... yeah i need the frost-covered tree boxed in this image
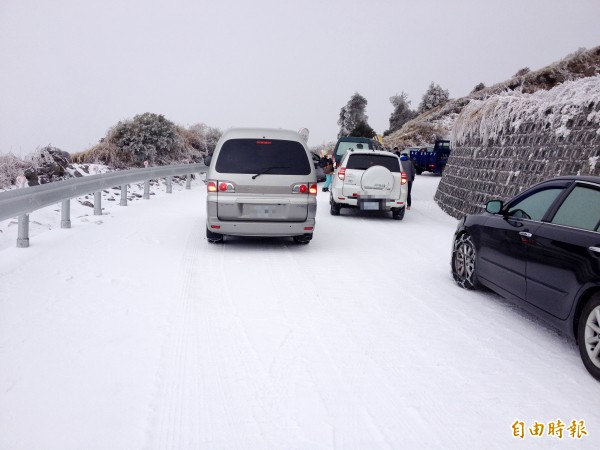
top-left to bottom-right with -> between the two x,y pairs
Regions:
417,82 -> 450,114
109,113 -> 184,165
385,92 -> 416,135
349,121 -> 376,138
337,92 -> 370,137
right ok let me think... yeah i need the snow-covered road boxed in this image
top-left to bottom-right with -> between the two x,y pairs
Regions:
1,175 -> 599,449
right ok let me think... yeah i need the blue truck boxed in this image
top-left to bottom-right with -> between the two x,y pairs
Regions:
408,139 -> 451,175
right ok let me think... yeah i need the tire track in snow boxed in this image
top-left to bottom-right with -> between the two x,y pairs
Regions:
144,230 -> 310,449
145,218 -> 204,449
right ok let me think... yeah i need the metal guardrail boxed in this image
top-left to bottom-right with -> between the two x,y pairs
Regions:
0,163 -> 208,247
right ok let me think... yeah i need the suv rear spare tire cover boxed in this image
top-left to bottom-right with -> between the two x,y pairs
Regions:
360,166 -> 394,191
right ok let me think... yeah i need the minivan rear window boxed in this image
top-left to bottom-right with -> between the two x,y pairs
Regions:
215,139 -> 311,175
346,154 -> 400,172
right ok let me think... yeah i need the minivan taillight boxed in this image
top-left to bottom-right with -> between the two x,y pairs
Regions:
292,183 -> 308,194
292,183 -> 318,195
338,167 -> 346,180
208,180 -> 234,193
219,181 -> 235,192
401,172 -> 407,185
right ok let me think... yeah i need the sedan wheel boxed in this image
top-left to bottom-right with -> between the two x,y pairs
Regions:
452,233 -> 480,289
578,296 -> 600,380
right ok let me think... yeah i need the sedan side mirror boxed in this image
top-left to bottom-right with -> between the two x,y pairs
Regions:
486,200 -> 503,214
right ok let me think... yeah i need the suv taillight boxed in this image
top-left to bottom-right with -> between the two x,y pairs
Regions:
309,183 -> 317,195
338,167 -> 346,180
401,172 -> 407,185
207,180 -> 218,192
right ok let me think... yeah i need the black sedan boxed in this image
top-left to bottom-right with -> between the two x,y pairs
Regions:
451,176 -> 600,381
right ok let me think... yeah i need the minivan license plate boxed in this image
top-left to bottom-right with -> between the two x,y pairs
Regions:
249,204 -> 276,216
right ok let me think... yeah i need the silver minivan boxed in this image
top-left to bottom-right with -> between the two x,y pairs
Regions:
205,128 -> 317,244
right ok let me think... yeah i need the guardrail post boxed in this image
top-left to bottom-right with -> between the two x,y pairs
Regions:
143,180 -> 150,199
94,191 -> 102,215
61,199 -> 71,228
120,185 -> 128,206
17,214 -> 29,248
166,176 -> 172,194
186,174 -> 192,190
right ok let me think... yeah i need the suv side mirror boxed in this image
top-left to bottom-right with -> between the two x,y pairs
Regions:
486,200 -> 503,214
203,155 -> 212,166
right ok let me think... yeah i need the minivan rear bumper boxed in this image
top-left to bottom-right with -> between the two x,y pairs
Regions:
206,199 -> 316,236
206,218 -> 316,237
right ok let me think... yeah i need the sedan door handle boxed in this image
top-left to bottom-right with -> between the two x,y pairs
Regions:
589,246 -> 600,256
519,232 -> 532,238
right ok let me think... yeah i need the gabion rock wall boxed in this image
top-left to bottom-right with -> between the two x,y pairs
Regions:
435,77 -> 600,219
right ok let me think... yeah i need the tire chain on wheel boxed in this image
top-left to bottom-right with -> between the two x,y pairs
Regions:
452,234 -> 479,290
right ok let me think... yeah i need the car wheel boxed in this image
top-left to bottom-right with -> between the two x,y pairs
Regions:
392,207 -> 405,220
577,295 -> 600,381
206,227 -> 223,243
451,233 -> 480,289
330,195 -> 341,216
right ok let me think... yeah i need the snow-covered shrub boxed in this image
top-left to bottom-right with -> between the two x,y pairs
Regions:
0,152 -> 30,189
73,117 -> 222,168
179,123 -> 222,159
109,113 -> 185,166
513,67 -> 531,77
471,82 -> 486,94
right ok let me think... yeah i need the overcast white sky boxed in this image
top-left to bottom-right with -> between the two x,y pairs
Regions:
1,0 -> 599,154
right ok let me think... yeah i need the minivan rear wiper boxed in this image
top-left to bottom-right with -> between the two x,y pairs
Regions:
252,166 -> 288,179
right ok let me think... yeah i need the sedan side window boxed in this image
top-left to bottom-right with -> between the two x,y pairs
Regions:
507,188 -> 563,221
551,185 -> 600,232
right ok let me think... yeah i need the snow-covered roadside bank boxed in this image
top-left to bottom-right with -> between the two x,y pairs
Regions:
0,169 -> 202,252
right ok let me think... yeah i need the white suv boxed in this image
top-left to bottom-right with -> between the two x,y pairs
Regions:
329,149 -> 408,220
